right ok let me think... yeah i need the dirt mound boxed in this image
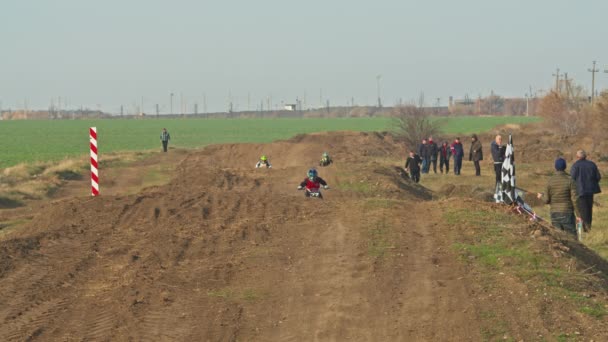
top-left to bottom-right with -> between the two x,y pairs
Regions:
1,131 -> 606,341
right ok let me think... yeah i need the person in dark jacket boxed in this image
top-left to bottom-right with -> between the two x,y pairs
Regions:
160,128 -> 171,152
405,150 -> 422,183
570,150 -> 602,231
439,141 -> 451,174
537,158 -> 580,236
469,134 -> 483,176
428,136 -> 439,174
450,138 -> 464,175
490,135 -> 505,186
418,139 -> 430,174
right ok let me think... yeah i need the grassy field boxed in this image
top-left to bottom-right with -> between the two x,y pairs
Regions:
0,116 -> 539,167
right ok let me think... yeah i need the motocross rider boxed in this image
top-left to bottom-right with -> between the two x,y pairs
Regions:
319,152 -> 333,167
297,168 -> 329,197
255,155 -> 272,168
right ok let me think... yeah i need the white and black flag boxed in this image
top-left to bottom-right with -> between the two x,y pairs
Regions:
501,134 -> 517,204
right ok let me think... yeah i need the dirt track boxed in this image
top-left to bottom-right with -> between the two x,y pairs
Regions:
1,132 -> 606,341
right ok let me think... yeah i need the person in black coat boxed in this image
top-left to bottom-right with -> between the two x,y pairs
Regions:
439,141 -> 452,174
405,151 -> 422,183
418,139 -> 430,174
490,135 -> 505,186
570,150 -> 602,231
450,138 -> 464,175
428,136 -> 439,174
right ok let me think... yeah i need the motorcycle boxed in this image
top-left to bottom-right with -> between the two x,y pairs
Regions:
319,158 -> 332,167
255,161 -> 272,169
298,186 -> 328,199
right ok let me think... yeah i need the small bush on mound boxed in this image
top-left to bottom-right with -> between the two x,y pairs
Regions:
0,196 -> 23,209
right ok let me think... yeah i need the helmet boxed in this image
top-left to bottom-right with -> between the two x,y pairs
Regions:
307,168 -> 318,180
323,152 -> 329,157
260,155 -> 267,161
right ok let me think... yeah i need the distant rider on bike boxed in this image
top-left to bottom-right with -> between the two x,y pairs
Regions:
319,152 -> 333,167
255,155 -> 272,168
297,168 -> 329,197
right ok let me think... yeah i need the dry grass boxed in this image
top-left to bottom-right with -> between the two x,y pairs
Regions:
423,160 -> 608,260
0,151 -> 152,205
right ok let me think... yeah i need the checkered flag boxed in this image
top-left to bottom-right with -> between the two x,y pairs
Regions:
501,134 -> 516,204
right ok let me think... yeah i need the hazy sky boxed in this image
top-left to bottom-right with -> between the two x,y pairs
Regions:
1,0 -> 607,114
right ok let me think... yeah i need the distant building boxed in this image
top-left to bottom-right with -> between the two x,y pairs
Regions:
284,104 -> 297,111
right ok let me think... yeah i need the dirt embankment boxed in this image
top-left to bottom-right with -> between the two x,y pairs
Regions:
0,131 -> 606,341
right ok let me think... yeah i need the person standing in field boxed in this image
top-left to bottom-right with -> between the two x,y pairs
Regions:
451,138 -> 464,175
537,158 -> 579,236
160,128 -> 171,152
418,139 -> 430,174
439,141 -> 451,174
490,135 -> 505,182
570,150 -> 602,232
428,136 -> 439,174
469,134 -> 483,176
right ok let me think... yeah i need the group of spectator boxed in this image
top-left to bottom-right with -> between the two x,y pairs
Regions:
404,133 -> 603,239
405,135 -> 472,183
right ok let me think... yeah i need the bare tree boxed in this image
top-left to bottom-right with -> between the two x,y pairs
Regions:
392,105 -> 443,149
538,91 -> 587,136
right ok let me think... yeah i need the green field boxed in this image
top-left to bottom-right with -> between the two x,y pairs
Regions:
0,116 -> 539,167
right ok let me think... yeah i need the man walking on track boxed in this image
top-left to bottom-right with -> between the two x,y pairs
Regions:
570,150 -> 601,232
160,128 -> 171,152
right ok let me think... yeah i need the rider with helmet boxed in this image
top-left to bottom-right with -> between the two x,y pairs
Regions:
319,151 -> 333,167
255,155 -> 272,168
297,168 -> 329,197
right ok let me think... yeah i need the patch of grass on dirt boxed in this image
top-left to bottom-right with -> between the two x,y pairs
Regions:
368,219 -> 393,258
0,218 -> 32,237
445,205 -> 608,320
207,288 -> 262,302
363,198 -> 399,209
141,165 -> 175,188
339,179 -> 374,194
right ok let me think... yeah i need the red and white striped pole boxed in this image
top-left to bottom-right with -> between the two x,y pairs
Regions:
90,127 -> 99,196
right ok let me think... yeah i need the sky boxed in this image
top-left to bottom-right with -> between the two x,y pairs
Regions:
1,0 -> 607,114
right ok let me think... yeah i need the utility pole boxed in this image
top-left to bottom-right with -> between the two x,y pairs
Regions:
120,105 -> 124,117
552,68 -> 561,93
376,75 -> 382,108
170,93 -> 174,115
588,61 -> 599,104
203,93 -> 207,114
156,104 -> 159,118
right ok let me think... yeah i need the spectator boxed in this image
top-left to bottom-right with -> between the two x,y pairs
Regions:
418,139 -> 430,174
537,158 -> 579,236
160,128 -> 171,152
491,135 -> 505,186
405,150 -> 422,183
428,136 -> 439,174
570,150 -> 602,232
439,141 -> 451,174
451,138 -> 464,175
469,134 -> 483,176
